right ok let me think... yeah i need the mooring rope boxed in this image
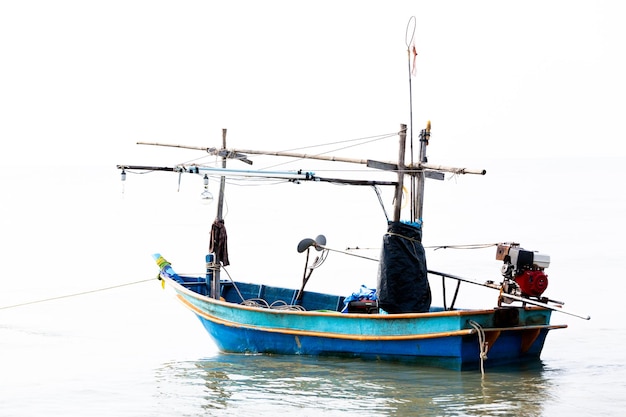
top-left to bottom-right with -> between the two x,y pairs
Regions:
0,278 -> 155,310
469,320 -> 488,378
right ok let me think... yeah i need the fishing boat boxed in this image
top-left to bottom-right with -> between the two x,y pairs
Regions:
117,22 -> 589,370
117,121 -> 589,372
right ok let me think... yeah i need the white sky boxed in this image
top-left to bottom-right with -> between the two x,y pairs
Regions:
1,1 -> 625,168
1,1 -> 623,329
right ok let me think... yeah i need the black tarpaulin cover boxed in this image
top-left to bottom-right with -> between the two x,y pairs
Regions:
377,221 -> 431,313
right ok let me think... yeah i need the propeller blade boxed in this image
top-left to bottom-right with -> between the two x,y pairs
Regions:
314,235 -> 327,251
297,238 -> 316,253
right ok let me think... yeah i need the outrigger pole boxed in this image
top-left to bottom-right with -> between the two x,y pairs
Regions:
427,269 -> 591,321
116,164 -> 397,186
135,141 -> 486,177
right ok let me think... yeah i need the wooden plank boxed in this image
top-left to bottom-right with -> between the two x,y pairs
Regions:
425,170 -> 445,181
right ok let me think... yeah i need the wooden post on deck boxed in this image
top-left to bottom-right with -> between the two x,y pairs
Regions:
211,129 -> 228,299
392,124 -> 407,222
414,121 -> 430,222
216,129 -> 227,221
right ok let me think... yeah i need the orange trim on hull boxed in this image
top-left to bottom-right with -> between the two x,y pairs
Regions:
177,295 -> 474,341
176,294 -> 566,342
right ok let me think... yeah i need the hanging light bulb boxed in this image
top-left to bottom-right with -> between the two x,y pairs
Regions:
120,169 -> 126,195
201,174 -> 214,204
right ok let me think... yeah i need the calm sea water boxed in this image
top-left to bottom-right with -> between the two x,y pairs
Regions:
1,158 -> 625,416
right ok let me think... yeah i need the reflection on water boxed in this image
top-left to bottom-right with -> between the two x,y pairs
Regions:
154,354 -> 551,416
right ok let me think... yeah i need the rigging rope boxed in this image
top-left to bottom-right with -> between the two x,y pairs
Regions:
427,243 -> 499,250
372,185 -> 390,222
469,320 -> 489,378
0,278 -> 156,311
259,132 -> 398,171
281,132 -> 398,154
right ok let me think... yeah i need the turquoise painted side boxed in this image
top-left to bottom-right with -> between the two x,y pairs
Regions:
192,312 -> 552,370
179,283 -> 473,336
166,277 -> 558,368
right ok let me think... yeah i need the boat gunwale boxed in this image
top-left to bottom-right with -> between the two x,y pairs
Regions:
166,277 -> 559,320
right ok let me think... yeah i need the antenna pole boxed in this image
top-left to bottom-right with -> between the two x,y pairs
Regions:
405,16 -> 417,222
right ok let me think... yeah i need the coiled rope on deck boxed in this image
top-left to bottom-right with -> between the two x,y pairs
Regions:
0,278 -> 155,310
220,266 -> 307,311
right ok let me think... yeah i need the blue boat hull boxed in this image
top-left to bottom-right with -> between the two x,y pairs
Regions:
166,276 -> 564,370
197,317 -> 552,370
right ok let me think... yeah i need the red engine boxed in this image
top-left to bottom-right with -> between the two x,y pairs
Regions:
497,243 -> 550,298
514,269 -> 549,297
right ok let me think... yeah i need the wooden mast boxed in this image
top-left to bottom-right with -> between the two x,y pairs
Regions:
392,124 -> 407,222
210,128 -> 228,299
216,129 -> 227,221
414,121 -> 431,222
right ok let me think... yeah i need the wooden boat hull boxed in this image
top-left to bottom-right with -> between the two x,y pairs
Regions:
166,277 -> 566,370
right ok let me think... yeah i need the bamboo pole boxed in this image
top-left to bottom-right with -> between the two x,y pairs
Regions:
136,141 -> 485,176
409,163 -> 486,176
137,141 -> 370,165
